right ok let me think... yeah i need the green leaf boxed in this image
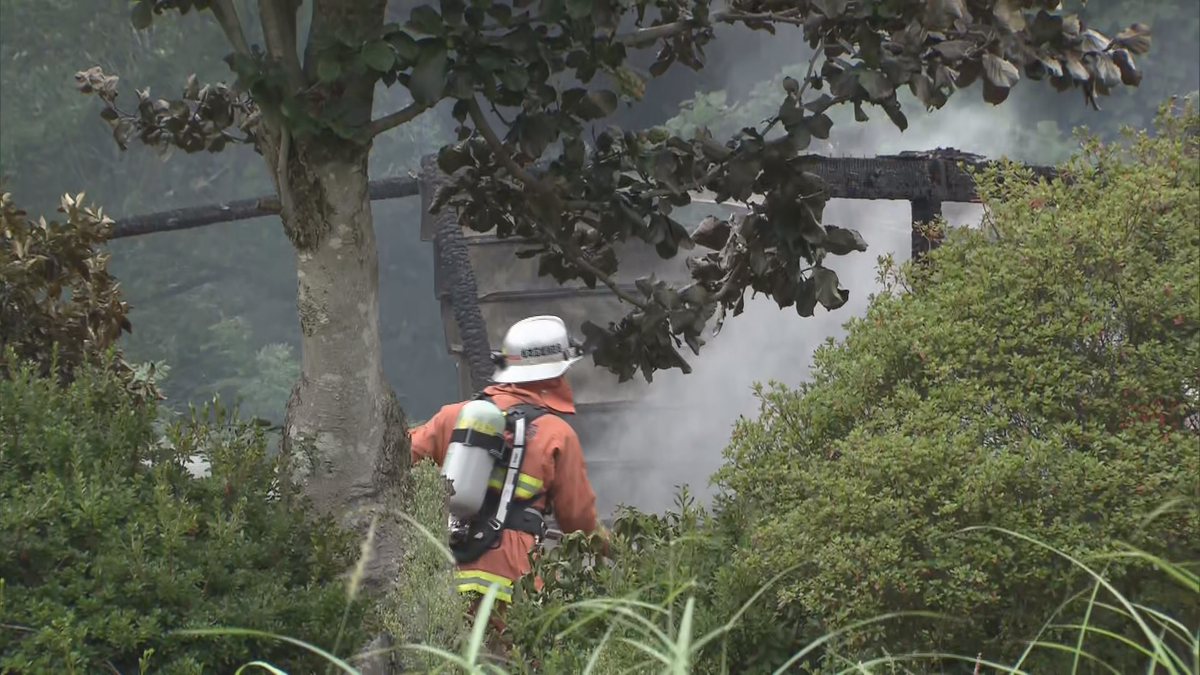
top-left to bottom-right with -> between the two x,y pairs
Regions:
795,277 -> 818,317
804,94 -> 835,115
566,0 -> 592,20
130,1 -> 153,30
362,41 -> 396,72
389,32 -> 420,64
982,53 -> 1020,89
811,0 -> 847,18
787,123 -> 813,152
498,65 -> 530,92
823,226 -> 868,255
882,101 -> 908,131
408,42 -> 449,105
806,113 -> 834,140
587,90 -> 619,117
853,100 -> 870,122
811,266 -> 849,310
857,69 -> 894,101
407,5 -> 444,35
448,70 -> 474,99
440,0 -> 465,26
518,115 -> 556,159
317,58 -> 342,83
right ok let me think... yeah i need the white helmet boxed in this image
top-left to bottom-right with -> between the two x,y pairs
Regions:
491,315 -> 584,384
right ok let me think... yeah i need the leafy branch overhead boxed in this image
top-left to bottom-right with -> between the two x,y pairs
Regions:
77,0 -> 1153,382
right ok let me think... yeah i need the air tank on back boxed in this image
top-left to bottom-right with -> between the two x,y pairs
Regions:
441,399 -> 507,519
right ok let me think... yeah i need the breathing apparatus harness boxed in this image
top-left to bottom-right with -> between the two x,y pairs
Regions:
445,393 -> 564,564
443,337 -> 583,565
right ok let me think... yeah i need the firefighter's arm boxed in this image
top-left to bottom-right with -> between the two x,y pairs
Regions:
547,428 -> 601,537
409,405 -> 455,466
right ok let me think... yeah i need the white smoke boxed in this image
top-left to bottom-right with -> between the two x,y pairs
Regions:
583,59 -> 1037,515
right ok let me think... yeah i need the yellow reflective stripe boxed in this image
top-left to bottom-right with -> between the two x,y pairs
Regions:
514,474 -> 541,499
486,470 -> 544,499
454,570 -> 513,603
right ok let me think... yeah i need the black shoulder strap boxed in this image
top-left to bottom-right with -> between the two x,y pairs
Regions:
471,392 -> 561,427
504,402 -> 553,426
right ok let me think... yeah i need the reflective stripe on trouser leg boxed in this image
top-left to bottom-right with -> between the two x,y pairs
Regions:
454,569 -> 514,603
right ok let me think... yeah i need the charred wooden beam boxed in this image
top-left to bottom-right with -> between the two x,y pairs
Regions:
108,176 -> 420,239
111,150 -> 1057,240
464,285 -> 644,304
910,195 -> 943,264
420,156 -> 493,392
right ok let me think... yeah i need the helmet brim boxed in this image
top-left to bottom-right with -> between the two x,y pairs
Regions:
491,355 -> 582,384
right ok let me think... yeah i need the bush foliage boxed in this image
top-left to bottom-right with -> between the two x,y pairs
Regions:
505,100 -> 1200,672
714,98 -> 1200,670
0,356 -> 368,673
0,190 -> 371,673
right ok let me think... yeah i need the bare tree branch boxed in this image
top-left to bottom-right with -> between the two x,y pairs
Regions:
465,96 -> 650,310
465,97 -> 545,191
259,0 -> 305,89
367,102 -> 431,139
209,0 -> 252,57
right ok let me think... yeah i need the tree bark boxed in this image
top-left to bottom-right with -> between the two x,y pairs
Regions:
268,129 -> 410,593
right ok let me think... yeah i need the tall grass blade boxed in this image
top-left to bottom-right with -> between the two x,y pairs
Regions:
836,652 -> 1031,674
770,611 -> 949,675
175,628 -> 359,674
582,625 -> 616,675
1091,547 -> 1199,591
464,583 -> 501,666
234,661 -> 289,675
1025,639 -> 1125,674
1011,585 -> 1093,672
672,596 -> 695,675
694,563 -> 802,652
398,644 -> 472,670
617,636 -> 672,666
1071,576 -> 1106,675
958,526 -> 1174,669
395,510 -> 457,565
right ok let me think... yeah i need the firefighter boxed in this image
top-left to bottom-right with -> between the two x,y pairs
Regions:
410,315 -> 607,636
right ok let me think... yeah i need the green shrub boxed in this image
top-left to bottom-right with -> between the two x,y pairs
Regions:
708,99 -> 1200,670
0,354 -> 367,674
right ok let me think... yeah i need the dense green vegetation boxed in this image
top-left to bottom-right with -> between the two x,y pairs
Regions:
501,100 -> 1200,673
1,0 -> 1197,672
0,358 -> 369,674
0,187 -> 371,673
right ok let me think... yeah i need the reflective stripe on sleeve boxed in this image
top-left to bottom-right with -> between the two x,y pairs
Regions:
454,569 -> 514,603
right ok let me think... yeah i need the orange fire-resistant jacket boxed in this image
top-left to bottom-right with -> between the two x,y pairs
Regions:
410,377 -> 601,604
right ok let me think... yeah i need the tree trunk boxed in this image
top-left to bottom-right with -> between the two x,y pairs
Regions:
271,131 -> 410,592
